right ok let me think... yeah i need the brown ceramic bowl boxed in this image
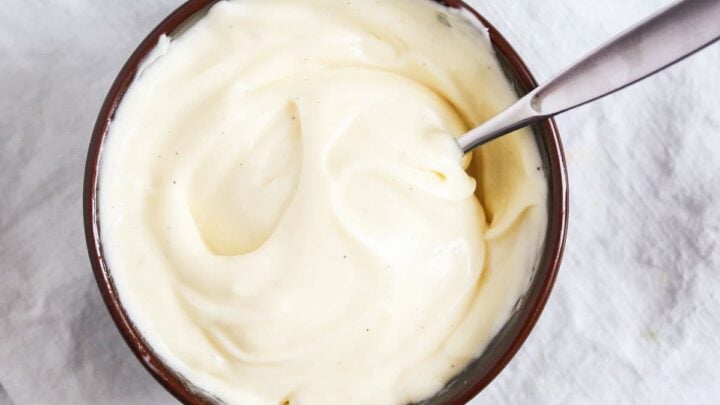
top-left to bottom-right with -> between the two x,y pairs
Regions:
84,0 -> 568,403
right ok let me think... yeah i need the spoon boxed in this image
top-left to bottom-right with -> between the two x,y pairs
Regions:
457,0 -> 720,153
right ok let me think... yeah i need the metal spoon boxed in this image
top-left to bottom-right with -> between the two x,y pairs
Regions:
457,0 -> 720,153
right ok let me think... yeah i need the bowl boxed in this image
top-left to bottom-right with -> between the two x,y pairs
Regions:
83,0 -> 568,403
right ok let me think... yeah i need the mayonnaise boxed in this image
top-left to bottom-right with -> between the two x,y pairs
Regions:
99,0 -> 548,403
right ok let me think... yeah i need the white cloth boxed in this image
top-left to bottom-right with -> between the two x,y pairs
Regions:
2,0 -> 719,404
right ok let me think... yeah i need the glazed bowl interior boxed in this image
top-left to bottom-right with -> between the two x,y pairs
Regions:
84,0 -> 568,403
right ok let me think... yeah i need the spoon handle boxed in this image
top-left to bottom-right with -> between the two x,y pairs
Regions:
458,0 -> 720,153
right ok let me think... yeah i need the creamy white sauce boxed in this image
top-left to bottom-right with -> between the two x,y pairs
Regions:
99,0 -> 548,403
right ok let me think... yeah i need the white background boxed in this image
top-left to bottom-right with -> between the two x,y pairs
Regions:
2,0 -> 719,404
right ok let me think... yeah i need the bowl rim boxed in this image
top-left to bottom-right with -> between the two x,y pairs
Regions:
83,0 -> 568,403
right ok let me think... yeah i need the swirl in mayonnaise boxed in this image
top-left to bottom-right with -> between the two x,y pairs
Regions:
99,0 -> 548,403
